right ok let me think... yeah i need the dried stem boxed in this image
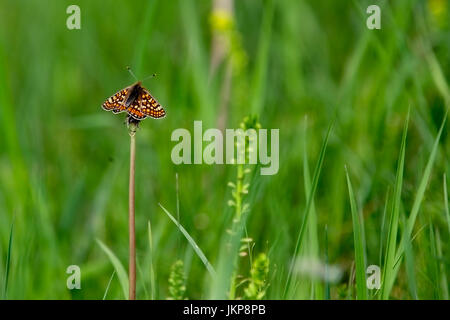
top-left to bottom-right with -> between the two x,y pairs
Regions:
128,122 -> 137,300
209,0 -> 234,76
210,0 -> 234,132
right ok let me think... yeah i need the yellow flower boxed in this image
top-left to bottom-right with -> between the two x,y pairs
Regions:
209,9 -> 234,32
428,0 -> 448,27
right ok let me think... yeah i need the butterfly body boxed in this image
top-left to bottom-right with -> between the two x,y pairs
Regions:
102,82 -> 166,120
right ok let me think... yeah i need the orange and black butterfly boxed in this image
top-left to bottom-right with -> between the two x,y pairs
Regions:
102,81 -> 166,121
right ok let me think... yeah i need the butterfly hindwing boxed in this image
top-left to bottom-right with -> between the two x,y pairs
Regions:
127,98 -> 147,120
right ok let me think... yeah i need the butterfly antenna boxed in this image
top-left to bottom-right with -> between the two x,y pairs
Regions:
126,66 -> 138,81
142,73 -> 157,82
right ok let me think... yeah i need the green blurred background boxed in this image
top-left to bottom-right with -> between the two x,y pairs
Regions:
0,0 -> 449,299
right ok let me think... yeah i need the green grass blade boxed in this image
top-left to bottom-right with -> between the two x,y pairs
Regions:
303,117 -> 323,299
283,122 -> 333,298
381,111 -> 409,299
132,0 -> 157,75
3,220 -> 13,299
179,0 -> 214,125
148,220 -> 156,299
378,189 -> 390,266
435,228 -> 448,299
428,224 -> 441,299
209,210 -> 249,299
440,174 -> 450,298
159,203 -> 216,277
443,174 -> 450,235
402,213 -> 418,299
324,225 -> 330,300
392,111 -> 447,283
345,167 -> 368,300
250,0 -> 274,115
425,44 -> 450,103
102,271 -> 116,300
399,112 -> 447,252
96,239 -> 129,300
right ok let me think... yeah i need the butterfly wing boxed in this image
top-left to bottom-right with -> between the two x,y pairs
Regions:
127,98 -> 147,120
138,88 -> 166,119
103,84 -> 166,120
102,86 -> 132,114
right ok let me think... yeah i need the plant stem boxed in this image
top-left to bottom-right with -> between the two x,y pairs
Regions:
128,123 -> 137,300
228,163 -> 244,299
235,164 -> 244,221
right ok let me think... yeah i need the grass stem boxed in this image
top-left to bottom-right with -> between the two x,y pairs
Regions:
128,123 -> 137,300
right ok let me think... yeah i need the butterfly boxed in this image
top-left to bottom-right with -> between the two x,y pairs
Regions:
102,81 -> 166,121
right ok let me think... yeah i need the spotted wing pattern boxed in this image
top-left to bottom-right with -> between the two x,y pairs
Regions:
127,98 -> 147,120
102,83 -> 166,121
102,87 -> 130,114
139,89 -> 166,119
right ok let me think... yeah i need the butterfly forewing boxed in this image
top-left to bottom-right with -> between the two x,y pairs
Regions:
139,89 -> 166,119
102,87 -> 131,114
